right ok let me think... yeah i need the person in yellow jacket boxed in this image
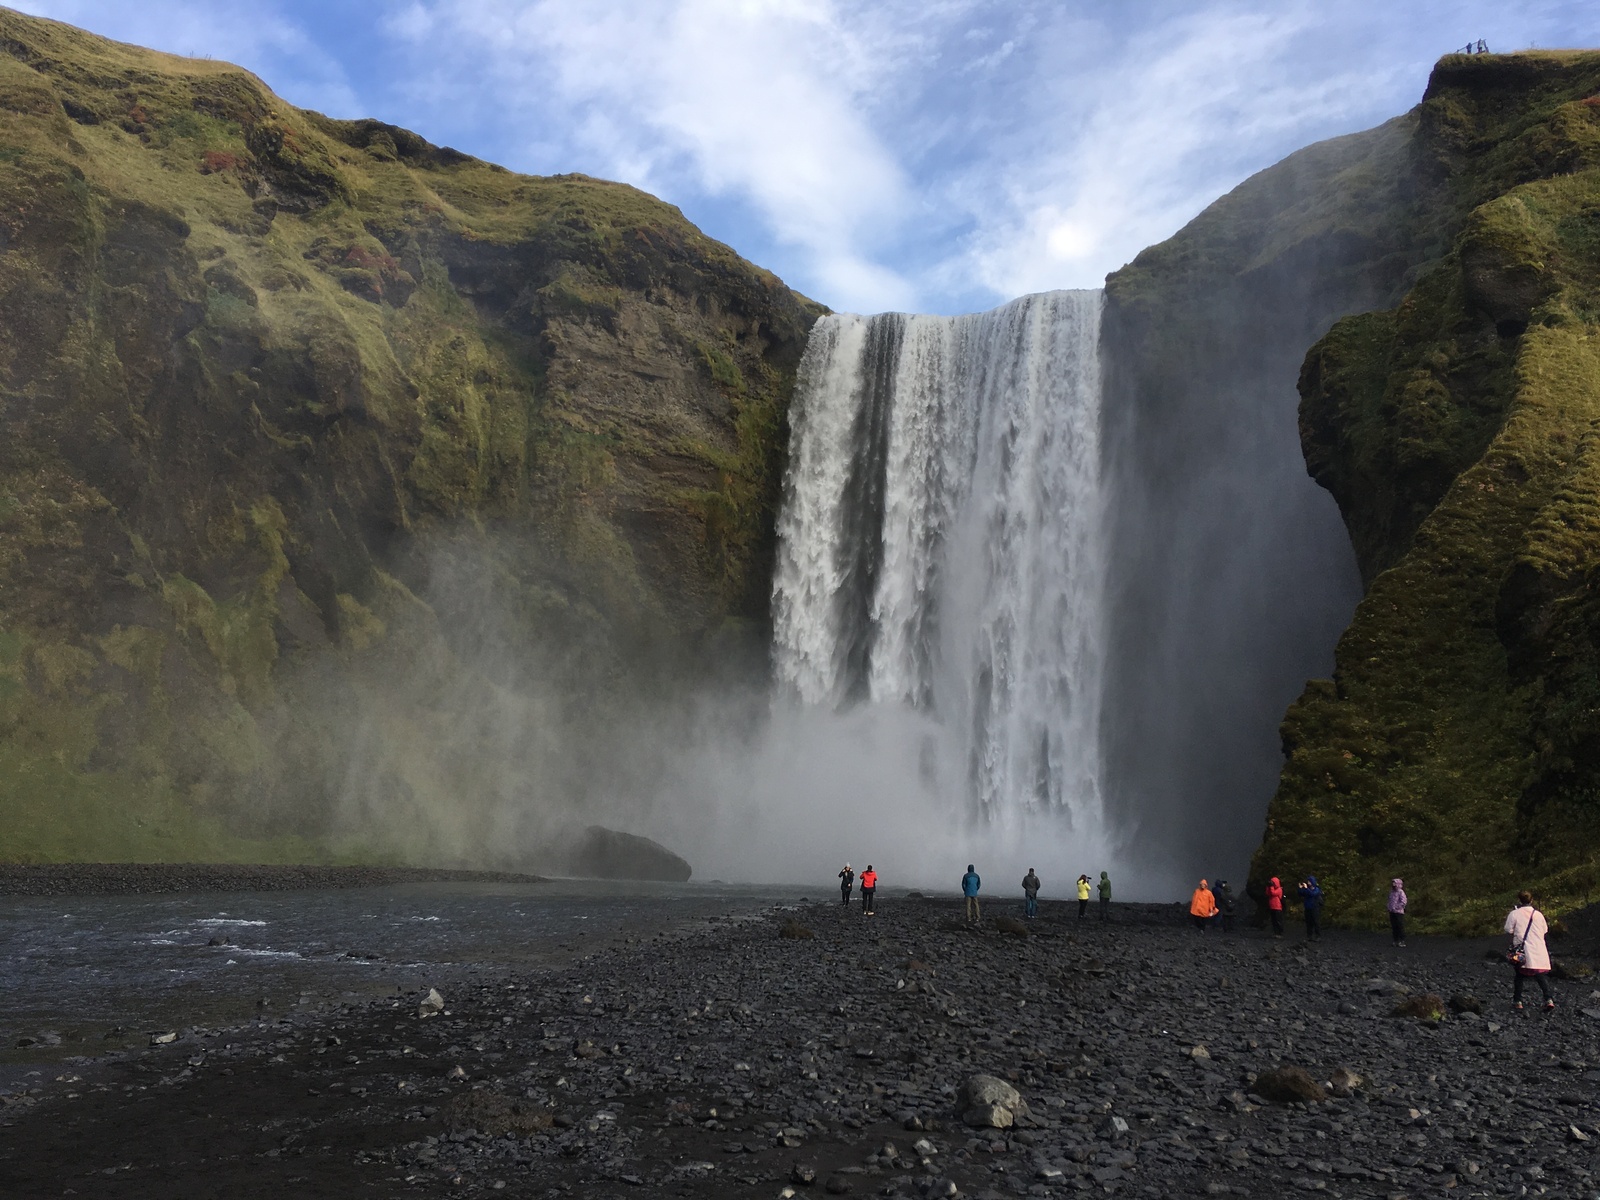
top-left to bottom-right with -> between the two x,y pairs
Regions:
1189,879 -> 1218,932
1076,874 -> 1091,920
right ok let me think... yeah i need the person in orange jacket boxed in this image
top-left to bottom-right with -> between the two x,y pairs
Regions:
859,865 -> 878,915
1266,876 -> 1285,938
1189,879 -> 1218,932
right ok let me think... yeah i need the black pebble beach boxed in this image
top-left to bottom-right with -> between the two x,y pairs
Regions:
2,893 -> 1598,1199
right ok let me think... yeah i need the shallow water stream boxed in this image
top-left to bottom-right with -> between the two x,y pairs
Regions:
0,878 -> 794,1086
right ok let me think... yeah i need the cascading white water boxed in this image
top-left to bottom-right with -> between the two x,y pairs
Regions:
772,289 -> 1106,827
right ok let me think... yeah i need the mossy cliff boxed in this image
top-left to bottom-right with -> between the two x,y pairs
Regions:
1252,51 -> 1600,932
0,9 -> 821,864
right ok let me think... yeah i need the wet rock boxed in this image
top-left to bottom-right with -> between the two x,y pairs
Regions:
791,1162 -> 817,1184
1448,994 -> 1483,1014
993,917 -> 1028,937
779,919 -> 815,941
823,1174 -> 853,1194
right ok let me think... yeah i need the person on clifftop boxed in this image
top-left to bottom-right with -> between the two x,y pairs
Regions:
1076,874 -> 1091,920
1098,871 -> 1112,922
1266,876 -> 1285,938
1189,879 -> 1218,931
1298,876 -> 1324,942
1505,890 -> 1555,1011
1388,878 -> 1408,947
838,864 -> 855,905
962,864 -> 981,924
1021,868 -> 1040,920
859,865 -> 877,916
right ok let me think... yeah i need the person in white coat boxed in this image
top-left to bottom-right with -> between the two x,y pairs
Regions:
1504,889 -> 1555,1011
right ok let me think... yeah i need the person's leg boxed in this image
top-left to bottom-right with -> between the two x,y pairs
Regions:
1099,898 -> 1108,922
1513,970 -> 1526,1007
1537,973 -> 1553,1005
1271,910 -> 1282,937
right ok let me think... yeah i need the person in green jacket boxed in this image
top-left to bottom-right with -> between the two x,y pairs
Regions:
1098,871 -> 1112,922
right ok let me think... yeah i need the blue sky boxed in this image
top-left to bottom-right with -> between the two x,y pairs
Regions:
12,1 -> 1594,313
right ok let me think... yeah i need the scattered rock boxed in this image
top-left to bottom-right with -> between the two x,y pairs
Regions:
1391,993 -> 1446,1021
419,988 -> 445,1015
823,1174 -> 853,1195
149,1032 -> 178,1046
1448,993 -> 1483,1014
993,916 -> 1028,936
1253,1065 -> 1325,1105
1100,1115 -> 1130,1140
1326,1067 -> 1363,1097
779,919 -> 815,940
962,1103 -> 1013,1129
790,1162 -> 817,1184
441,1090 -> 554,1135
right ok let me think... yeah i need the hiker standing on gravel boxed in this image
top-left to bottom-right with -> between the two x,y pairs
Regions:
1021,868 -> 1040,920
1505,890 -> 1555,1011
859,865 -> 877,916
838,863 -> 855,905
1298,876 -> 1324,942
1388,878 -> 1408,947
1076,874 -> 1092,919
962,864 -> 981,924
1216,880 -> 1236,933
1266,876 -> 1285,937
1098,871 -> 1111,921
1189,879 -> 1218,931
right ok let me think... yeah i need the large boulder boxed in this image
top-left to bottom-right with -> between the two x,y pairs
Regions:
546,826 -> 692,882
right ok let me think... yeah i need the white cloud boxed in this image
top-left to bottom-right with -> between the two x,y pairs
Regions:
387,0 -> 924,311
10,0 -> 364,116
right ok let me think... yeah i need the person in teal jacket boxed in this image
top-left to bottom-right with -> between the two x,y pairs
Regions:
962,864 -> 981,924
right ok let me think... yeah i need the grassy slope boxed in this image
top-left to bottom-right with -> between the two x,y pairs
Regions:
0,8 -> 821,864
1254,51 -> 1600,932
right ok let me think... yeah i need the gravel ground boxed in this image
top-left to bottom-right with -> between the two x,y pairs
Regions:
1,895 -> 1597,1199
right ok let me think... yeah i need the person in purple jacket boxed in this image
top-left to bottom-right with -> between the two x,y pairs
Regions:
1388,878 -> 1407,947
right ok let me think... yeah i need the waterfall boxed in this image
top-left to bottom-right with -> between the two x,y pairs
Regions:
772,289 -> 1105,826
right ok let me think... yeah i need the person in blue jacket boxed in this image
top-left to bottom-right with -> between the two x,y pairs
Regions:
1298,876 -> 1324,942
962,864 -> 981,924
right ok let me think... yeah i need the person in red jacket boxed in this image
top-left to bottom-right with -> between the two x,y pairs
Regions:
1266,876 -> 1285,938
859,865 -> 878,916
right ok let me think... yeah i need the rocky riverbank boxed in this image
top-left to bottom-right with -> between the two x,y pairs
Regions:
0,863 -> 547,897
1,896 -> 1597,1199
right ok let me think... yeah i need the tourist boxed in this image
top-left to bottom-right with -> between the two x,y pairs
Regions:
1216,879 -> 1235,933
1298,876 -> 1324,942
1098,871 -> 1112,922
1505,890 -> 1555,1011
838,863 -> 855,905
1266,876 -> 1285,938
859,864 -> 877,916
1022,868 -> 1041,920
1189,879 -> 1217,931
1388,878 -> 1408,947
962,864 -> 982,924
1076,874 -> 1091,920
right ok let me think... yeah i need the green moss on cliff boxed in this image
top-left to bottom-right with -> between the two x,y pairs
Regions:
1255,51 -> 1600,932
0,8 -> 822,865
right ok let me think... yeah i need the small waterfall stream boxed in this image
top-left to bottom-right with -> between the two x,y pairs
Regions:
771,290 -> 1106,827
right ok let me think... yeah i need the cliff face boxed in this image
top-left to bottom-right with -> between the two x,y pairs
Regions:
1099,113 -> 1427,881
1255,52 -> 1600,931
0,10 -> 820,863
